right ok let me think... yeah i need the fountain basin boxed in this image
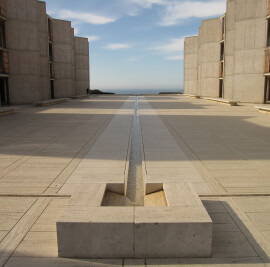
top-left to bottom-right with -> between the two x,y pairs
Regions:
57,183 -> 213,258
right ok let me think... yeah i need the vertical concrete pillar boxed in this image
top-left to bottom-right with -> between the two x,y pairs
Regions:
52,19 -> 75,98
184,36 -> 199,96
197,18 -> 221,98
37,1 -> 50,101
75,37 -> 90,95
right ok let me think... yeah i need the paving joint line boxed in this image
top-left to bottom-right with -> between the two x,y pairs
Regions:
0,193 -> 270,198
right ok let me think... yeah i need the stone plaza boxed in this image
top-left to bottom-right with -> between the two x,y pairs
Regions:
0,95 -> 269,266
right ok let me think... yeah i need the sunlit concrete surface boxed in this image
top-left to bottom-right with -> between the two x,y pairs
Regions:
0,95 -> 270,266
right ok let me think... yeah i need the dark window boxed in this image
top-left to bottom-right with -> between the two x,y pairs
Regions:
0,50 -> 8,74
49,43 -> 53,61
50,63 -> 54,78
50,80 -> 54,99
220,43 -> 224,61
219,79 -> 224,98
265,77 -> 270,102
0,50 -> 4,73
0,78 -> 9,106
48,18 -> 53,42
267,20 -> 270,47
0,19 -> 6,48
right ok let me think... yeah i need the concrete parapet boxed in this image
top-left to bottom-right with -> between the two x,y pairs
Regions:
254,105 -> 270,114
205,97 -> 238,106
182,94 -> 201,99
0,107 -> 15,116
71,95 -> 88,99
35,98 -> 68,107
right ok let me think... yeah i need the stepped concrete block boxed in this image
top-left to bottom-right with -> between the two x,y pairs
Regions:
57,183 -> 213,259
134,206 -> 212,258
57,206 -> 134,259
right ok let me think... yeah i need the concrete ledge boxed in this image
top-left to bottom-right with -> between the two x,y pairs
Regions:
205,97 -> 237,106
35,98 -> 69,107
182,94 -> 201,99
254,105 -> 270,114
71,95 -> 89,99
0,107 -> 15,117
57,183 -> 213,259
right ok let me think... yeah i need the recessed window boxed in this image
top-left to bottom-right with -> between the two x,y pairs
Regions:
48,18 -> 53,42
220,43 -> 224,61
49,43 -> 53,61
0,20 -> 6,48
267,19 -> 270,47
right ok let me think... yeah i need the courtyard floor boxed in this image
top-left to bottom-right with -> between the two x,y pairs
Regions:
0,95 -> 269,266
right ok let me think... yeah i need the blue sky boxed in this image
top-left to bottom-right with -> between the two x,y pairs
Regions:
44,0 -> 226,93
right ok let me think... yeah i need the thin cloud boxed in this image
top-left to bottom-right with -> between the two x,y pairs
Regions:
104,43 -> 132,50
166,55 -> 183,61
57,9 -> 116,25
129,0 -> 167,8
152,38 -> 185,53
86,36 -> 100,42
119,0 -> 167,17
160,0 -> 226,26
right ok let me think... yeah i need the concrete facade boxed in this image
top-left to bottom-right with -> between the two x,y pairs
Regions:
224,0 -> 268,103
184,36 -> 198,96
198,19 -> 222,98
0,0 -> 90,106
184,0 -> 270,104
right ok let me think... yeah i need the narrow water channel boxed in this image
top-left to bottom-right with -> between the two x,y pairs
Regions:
125,96 -> 145,206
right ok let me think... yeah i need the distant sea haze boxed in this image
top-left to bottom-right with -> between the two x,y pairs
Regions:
107,89 -> 183,95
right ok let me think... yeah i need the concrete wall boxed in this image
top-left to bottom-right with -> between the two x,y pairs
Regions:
53,19 -> 75,98
37,1 -> 50,101
184,36 -> 198,96
6,0 -> 41,104
75,37 -> 90,95
197,18 -> 221,98
224,0 -> 268,103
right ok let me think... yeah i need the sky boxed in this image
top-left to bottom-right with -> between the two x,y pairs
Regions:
44,0 -> 227,93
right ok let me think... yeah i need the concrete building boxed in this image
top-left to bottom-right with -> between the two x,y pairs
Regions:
0,0 -> 90,106
184,0 -> 270,104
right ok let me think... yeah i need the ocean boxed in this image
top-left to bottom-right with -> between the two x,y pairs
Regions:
104,89 -> 183,95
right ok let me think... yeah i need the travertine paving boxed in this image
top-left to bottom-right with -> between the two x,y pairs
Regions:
0,95 -> 270,266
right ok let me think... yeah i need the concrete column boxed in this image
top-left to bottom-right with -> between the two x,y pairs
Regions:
75,37 -> 90,95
